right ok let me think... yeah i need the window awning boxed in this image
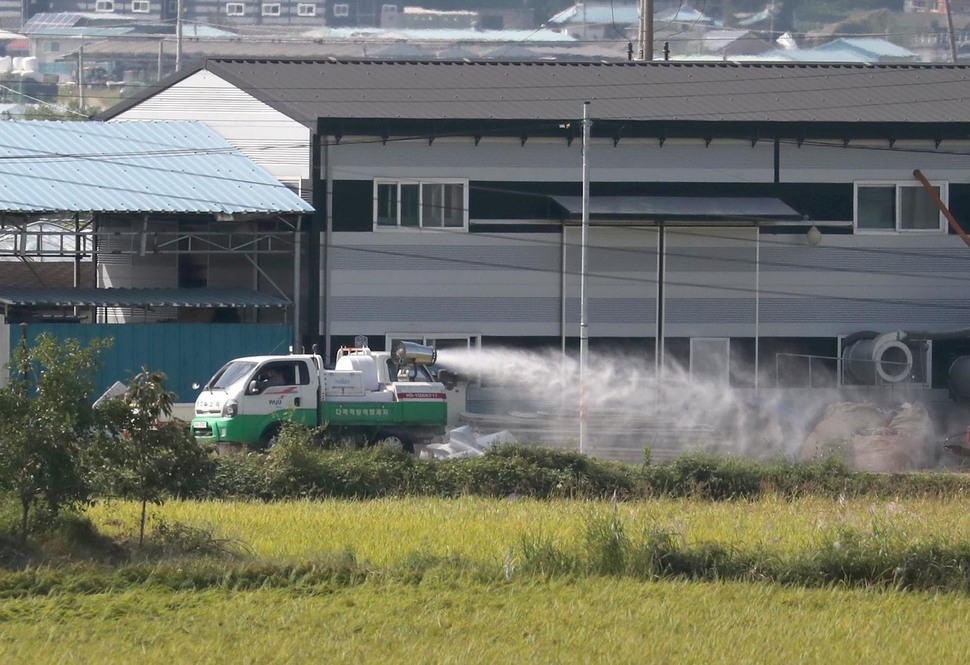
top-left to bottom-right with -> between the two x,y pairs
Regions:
0,287 -> 290,308
549,196 -> 803,223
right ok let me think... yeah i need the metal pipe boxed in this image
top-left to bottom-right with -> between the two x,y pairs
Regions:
913,169 -> 970,248
579,101 -> 591,454
324,134 -> 334,363
755,225 -> 760,392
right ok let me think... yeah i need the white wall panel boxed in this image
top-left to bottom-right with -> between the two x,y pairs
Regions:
331,137 -> 776,183
778,140 -> 970,182
110,71 -> 310,180
100,256 -> 173,289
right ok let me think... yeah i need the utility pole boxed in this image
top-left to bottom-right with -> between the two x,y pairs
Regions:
579,101 -> 591,454
638,0 -> 653,60
945,0 -> 958,63
176,0 -> 184,72
78,36 -> 84,110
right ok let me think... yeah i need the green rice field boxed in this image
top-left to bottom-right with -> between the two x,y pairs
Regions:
86,495 -> 970,563
2,496 -> 970,663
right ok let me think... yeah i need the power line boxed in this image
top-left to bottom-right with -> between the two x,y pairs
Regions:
328,240 -> 970,313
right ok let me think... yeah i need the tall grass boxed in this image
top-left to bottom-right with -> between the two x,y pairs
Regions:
74,494 -> 970,594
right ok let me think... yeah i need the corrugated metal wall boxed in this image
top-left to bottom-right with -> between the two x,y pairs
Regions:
8,323 -> 292,402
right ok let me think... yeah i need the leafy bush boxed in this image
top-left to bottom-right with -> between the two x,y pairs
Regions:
198,439 -> 970,502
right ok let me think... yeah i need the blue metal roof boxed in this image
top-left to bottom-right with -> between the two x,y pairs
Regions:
0,120 -> 314,215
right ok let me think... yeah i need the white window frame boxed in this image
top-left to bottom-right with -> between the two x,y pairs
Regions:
226,2 -> 245,15
262,2 -> 280,15
374,179 -> 468,230
297,2 -> 315,15
95,0 -> 115,11
332,2 -> 349,16
854,181 -> 947,233
131,0 -> 150,11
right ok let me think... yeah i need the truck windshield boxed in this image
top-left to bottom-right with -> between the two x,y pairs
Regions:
208,361 -> 257,390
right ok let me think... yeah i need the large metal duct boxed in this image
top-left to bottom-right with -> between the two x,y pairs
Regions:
842,332 -> 914,384
949,356 -> 970,402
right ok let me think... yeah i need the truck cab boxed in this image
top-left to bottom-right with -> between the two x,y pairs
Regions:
192,354 -> 323,448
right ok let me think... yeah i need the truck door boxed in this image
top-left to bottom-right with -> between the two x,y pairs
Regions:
249,359 -> 319,427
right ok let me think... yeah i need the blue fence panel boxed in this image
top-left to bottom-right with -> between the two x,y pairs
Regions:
11,323 -> 292,402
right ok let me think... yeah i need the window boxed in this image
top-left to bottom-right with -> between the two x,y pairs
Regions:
254,361 -> 310,390
262,2 -> 280,14
381,3 -> 397,13
95,0 -> 114,11
132,0 -> 149,11
43,41 -> 60,53
226,2 -> 245,15
297,2 -> 315,15
332,2 -> 349,16
375,180 -> 467,229
855,182 -> 946,232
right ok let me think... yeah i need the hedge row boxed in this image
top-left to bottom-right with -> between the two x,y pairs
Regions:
193,425 -> 970,501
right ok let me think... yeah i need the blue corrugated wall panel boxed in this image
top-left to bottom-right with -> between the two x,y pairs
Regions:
11,324 -> 292,402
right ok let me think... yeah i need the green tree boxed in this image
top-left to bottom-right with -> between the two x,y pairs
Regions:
22,100 -> 101,121
93,368 -> 210,546
0,332 -> 108,546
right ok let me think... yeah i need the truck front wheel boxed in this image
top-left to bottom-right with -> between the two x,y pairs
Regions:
258,423 -> 283,450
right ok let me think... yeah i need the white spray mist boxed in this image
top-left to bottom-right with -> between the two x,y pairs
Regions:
436,346 -> 846,461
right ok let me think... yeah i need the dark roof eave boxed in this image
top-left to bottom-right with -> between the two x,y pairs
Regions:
317,117 -> 970,143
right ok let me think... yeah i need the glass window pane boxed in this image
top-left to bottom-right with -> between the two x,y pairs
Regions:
442,184 -> 464,227
857,186 -> 895,230
422,184 -> 444,227
401,184 -> 420,227
899,186 -> 941,230
376,183 -> 397,226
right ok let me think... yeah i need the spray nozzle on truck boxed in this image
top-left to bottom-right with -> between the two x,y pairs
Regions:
191,341 -> 448,451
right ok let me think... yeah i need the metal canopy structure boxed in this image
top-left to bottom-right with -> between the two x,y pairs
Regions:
549,195 -> 802,222
0,120 -> 313,332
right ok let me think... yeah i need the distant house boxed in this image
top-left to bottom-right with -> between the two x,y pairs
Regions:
323,0 -> 532,30
545,2 -> 638,41
695,29 -> 773,58
382,7 -> 478,30
813,37 -> 921,63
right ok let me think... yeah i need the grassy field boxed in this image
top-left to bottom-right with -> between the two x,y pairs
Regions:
86,495 -> 970,564
3,496 -> 970,663
1,578 -> 970,664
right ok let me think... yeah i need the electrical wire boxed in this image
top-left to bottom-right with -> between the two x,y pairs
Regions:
325,240 -> 970,313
